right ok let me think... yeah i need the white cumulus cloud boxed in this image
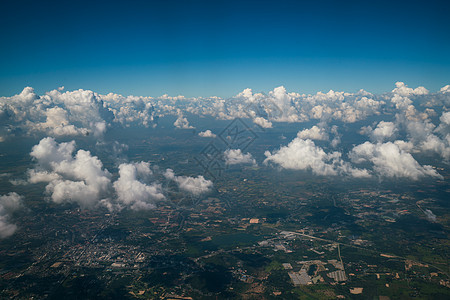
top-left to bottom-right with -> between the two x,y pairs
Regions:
164,169 -> 213,197
0,87 -> 113,139
113,162 -> 165,210
29,137 -> 112,208
224,149 -> 256,166
174,115 -> 194,129
392,82 -> 429,96
0,192 -> 23,239
363,121 -> 398,142
198,130 -> 216,138
264,138 -> 344,176
349,141 -> 441,180
253,117 -> 273,128
297,125 -> 329,141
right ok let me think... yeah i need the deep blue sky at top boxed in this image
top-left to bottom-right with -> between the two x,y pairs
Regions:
0,0 -> 449,97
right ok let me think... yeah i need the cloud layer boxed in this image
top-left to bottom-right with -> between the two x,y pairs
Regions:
1,82 -> 449,155
1,82 -> 448,239
1,82 -> 448,186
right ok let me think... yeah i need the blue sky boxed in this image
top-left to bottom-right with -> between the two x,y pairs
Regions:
0,0 -> 449,97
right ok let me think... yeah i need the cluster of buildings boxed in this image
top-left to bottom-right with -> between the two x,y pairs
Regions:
285,259 -> 347,287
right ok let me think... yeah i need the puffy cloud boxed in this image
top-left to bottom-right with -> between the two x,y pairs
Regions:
236,88 -> 253,99
229,85 -> 384,125
0,216 -> 17,239
52,89 -> 113,132
338,163 -> 372,178
174,113 -> 194,129
431,112 -> 450,159
264,138 -> 344,176
29,137 -> 112,208
198,130 -> 216,138
0,192 -> 23,239
330,125 -> 341,148
362,121 -> 398,142
393,140 -> 414,152
436,111 -> 450,134
403,118 -> 435,141
0,192 -> 23,212
164,169 -> 213,196
253,117 -> 272,128
440,85 -> 450,94
268,86 -> 296,121
424,209 -> 437,222
349,142 -> 441,180
392,82 -> 429,96
26,137 -> 216,209
263,127 -> 443,180
441,111 -> 450,124
235,86 -> 300,123
30,137 -> 76,169
391,94 -> 413,110
113,162 -> 165,210
354,96 -> 383,112
419,134 -> 450,158
100,92 -> 157,127
396,111 -> 450,160
0,87 -> 39,128
2,83 -> 450,175
297,125 -> 328,141
92,121 -> 107,137
296,89 -> 385,123
2,82 -> 447,142
27,170 -> 61,184
310,105 -> 332,120
224,149 -> 256,166
371,121 -> 397,142
264,125 -> 364,176
264,137 -> 370,177
36,107 -> 84,136
0,87 -> 113,138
